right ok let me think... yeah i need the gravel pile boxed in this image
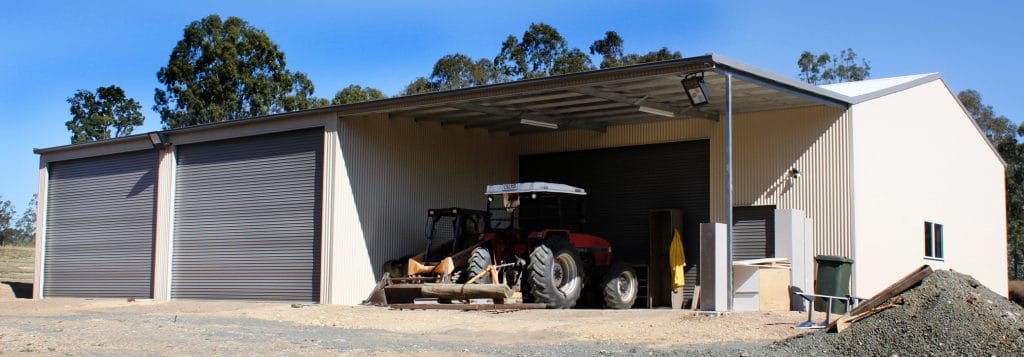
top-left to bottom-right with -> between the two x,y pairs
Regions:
764,269 -> 1024,356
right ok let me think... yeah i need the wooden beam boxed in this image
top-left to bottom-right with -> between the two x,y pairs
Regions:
826,265 -> 933,333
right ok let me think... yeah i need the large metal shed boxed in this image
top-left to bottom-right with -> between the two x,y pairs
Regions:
32,54 -> 1008,305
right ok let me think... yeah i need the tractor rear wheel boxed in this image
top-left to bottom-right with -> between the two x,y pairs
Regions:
466,243 -> 493,284
602,262 -> 638,309
528,236 -> 583,309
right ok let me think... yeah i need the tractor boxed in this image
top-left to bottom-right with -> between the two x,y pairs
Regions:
466,182 -> 638,309
366,182 -> 638,309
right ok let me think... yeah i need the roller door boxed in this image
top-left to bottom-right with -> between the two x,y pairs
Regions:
519,140 -> 710,305
172,129 -> 323,301
44,150 -> 158,298
733,205 -> 777,260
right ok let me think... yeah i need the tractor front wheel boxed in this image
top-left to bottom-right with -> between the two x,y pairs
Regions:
602,262 -> 638,309
528,236 -> 583,309
465,243 -> 493,284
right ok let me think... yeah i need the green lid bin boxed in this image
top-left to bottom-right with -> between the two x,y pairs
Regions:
813,255 -> 854,314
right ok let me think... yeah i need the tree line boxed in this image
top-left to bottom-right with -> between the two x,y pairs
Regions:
0,194 -> 35,246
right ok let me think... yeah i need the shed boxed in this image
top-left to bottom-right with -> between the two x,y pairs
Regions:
31,54 -> 1007,305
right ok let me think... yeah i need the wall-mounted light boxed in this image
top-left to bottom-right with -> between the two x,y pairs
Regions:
681,74 -> 710,106
148,132 -> 170,149
520,118 -> 559,130
789,168 -> 802,179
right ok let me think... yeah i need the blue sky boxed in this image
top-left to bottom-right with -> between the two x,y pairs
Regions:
1,0 -> 1022,212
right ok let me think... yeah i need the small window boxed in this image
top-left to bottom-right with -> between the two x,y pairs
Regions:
924,222 -> 944,259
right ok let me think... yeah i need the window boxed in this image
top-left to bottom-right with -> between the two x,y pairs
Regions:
924,222 -> 944,259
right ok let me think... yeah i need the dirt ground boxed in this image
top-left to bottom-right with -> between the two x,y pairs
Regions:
0,298 -> 816,355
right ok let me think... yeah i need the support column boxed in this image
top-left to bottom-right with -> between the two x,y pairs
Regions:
724,73 -> 734,311
152,147 -> 176,301
321,116 -> 377,304
32,158 -> 49,299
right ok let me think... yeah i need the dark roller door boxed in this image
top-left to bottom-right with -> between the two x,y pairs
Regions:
519,140 -> 710,304
733,205 -> 776,260
44,150 -> 158,298
172,129 -> 323,301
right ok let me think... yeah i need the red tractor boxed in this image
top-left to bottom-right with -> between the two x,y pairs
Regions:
467,182 -> 638,309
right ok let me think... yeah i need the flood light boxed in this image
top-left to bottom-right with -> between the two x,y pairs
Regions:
681,76 -> 710,106
148,132 -> 169,149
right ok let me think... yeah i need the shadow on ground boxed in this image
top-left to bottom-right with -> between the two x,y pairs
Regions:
2,282 -> 32,298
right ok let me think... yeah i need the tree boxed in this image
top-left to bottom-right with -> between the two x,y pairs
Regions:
551,48 -> 594,75
332,84 -> 387,105
0,196 -> 14,246
402,76 -> 437,96
280,72 -> 330,111
154,14 -> 320,128
429,54 -> 502,91
494,23 -> 592,80
590,31 -> 625,68
797,48 -> 871,85
590,31 -> 682,69
65,85 -> 145,144
959,89 -> 1015,145
14,194 -> 36,245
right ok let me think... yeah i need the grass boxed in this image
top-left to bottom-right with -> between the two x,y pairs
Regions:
0,245 -> 35,283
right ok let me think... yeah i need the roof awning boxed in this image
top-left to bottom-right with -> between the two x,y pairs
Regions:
331,54 -> 852,135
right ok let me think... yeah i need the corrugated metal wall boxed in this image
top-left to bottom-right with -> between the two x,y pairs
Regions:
719,106 -> 854,257
514,105 -> 854,258
172,129 -> 323,301
44,150 -> 158,298
337,115 -> 515,276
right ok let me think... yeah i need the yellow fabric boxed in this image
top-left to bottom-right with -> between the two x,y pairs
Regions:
670,228 -> 687,291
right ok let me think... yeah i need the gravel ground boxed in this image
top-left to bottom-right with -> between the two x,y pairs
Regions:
0,298 -> 810,356
760,270 -> 1024,356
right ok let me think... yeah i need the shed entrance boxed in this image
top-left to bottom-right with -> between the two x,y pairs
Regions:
43,150 -> 158,298
518,140 -> 710,306
171,129 -> 323,301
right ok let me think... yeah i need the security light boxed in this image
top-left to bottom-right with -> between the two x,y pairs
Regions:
681,75 -> 710,106
789,168 -> 802,179
520,118 -> 559,130
148,132 -> 170,149
637,106 -> 676,118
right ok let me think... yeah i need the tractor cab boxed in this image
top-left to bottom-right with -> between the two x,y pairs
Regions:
484,182 -> 588,236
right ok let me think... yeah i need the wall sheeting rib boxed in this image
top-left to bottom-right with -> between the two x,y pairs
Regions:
44,150 -> 158,298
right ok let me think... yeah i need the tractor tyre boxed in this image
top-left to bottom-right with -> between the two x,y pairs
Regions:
602,262 -> 638,309
466,243 -> 493,284
528,236 -> 584,309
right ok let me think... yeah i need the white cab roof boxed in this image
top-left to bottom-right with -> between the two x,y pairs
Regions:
485,182 -> 587,196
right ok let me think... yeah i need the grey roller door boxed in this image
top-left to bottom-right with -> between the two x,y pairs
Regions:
172,129 -> 323,301
519,140 -> 710,305
44,150 -> 158,298
733,205 -> 776,260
